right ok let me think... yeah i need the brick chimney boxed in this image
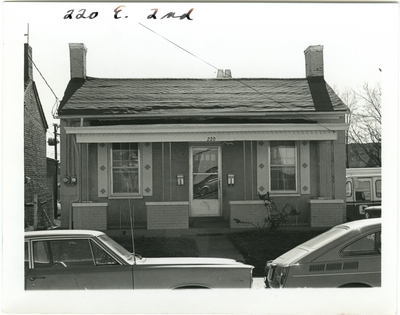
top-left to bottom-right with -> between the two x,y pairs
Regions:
216,69 -> 232,79
69,43 -> 87,79
304,45 -> 324,78
24,43 -> 33,83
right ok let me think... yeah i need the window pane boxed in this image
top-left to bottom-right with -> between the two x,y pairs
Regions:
346,181 -> 352,197
376,180 -> 381,198
271,167 -> 296,190
33,241 -> 51,267
192,148 -> 218,174
25,242 -> 29,270
50,239 -> 93,265
193,174 -> 218,199
355,180 -> 371,201
342,233 -> 380,256
113,169 -> 139,193
112,143 -> 139,194
90,240 -> 118,265
25,242 -> 29,262
270,141 -> 297,192
270,141 -> 295,166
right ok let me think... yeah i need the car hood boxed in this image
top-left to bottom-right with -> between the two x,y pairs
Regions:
136,257 -> 252,267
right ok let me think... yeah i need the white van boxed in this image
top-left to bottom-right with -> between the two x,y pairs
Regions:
346,168 -> 381,221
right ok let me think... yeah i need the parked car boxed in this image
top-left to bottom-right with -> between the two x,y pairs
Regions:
25,230 -> 254,290
265,218 -> 381,288
364,206 -> 381,219
193,174 -> 218,197
346,168 -> 381,221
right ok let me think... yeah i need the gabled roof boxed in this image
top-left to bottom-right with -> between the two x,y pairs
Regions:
57,76 -> 348,117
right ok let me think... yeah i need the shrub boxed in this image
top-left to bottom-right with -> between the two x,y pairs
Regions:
233,192 -> 300,232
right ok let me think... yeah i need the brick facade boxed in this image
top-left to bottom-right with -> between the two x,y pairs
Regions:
24,43 -> 52,229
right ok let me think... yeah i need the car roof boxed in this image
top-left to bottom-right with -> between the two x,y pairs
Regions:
335,218 -> 381,231
25,229 -> 105,239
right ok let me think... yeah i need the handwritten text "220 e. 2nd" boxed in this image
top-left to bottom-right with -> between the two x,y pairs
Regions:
64,6 -> 194,20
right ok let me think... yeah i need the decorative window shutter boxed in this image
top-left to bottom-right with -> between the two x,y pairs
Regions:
142,142 -> 153,196
97,143 -> 109,197
257,141 -> 269,194
300,140 -> 311,195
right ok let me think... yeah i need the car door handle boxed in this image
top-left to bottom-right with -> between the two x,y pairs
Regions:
29,276 -> 46,281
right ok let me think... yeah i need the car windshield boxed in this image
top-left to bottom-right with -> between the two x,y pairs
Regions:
299,227 -> 348,249
98,234 -> 141,263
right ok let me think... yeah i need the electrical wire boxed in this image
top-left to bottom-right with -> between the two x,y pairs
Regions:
51,99 -> 60,118
28,54 -> 60,103
138,23 -> 219,71
27,54 -> 61,118
138,22 -> 344,134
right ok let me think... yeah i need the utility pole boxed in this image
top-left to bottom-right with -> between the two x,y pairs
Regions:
48,123 -> 59,218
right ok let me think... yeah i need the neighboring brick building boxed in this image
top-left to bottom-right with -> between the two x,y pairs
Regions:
57,44 -> 349,230
24,43 -> 53,229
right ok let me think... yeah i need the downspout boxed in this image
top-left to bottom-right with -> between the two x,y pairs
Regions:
86,143 -> 89,201
69,133 -> 82,229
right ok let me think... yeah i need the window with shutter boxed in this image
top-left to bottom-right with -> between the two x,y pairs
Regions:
269,141 -> 297,192
111,143 -> 140,195
97,142 -> 153,197
257,140 -> 310,195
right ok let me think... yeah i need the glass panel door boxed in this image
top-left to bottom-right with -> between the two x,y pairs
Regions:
190,146 -> 221,217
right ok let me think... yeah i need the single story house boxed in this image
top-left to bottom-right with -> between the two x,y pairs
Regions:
57,43 -> 348,230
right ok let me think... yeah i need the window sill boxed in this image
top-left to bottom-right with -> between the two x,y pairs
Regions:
108,195 -> 143,200
270,193 -> 301,197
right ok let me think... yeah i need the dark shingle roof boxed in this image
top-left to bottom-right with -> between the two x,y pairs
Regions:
58,77 -> 348,116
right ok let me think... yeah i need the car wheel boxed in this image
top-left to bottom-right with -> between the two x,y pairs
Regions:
339,283 -> 371,288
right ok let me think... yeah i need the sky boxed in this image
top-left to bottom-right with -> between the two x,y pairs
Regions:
3,2 -> 398,160
2,3 -> 400,313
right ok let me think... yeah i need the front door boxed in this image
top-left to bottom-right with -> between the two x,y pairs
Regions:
190,146 -> 221,217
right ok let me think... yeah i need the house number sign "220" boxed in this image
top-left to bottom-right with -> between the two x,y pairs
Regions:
207,137 -> 216,141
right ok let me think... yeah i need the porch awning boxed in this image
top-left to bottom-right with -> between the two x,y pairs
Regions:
65,123 -> 347,143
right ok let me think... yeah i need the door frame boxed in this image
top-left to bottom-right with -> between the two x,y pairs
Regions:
189,144 -> 222,217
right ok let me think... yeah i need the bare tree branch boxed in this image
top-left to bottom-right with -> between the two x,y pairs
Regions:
337,83 -> 381,167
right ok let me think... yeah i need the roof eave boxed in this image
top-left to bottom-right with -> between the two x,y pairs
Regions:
56,110 -> 347,120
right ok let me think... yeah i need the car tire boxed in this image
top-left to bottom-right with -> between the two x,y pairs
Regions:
339,283 -> 371,288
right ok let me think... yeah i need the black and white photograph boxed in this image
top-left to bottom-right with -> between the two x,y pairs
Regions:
2,1 -> 399,314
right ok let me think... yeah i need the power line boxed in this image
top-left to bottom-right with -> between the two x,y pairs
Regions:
138,23 -> 219,71
138,22 -> 340,134
27,54 -> 60,103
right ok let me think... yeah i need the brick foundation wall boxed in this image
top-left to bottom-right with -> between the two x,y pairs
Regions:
72,203 -> 107,230
230,201 -> 267,228
146,202 -> 189,229
309,199 -> 344,227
